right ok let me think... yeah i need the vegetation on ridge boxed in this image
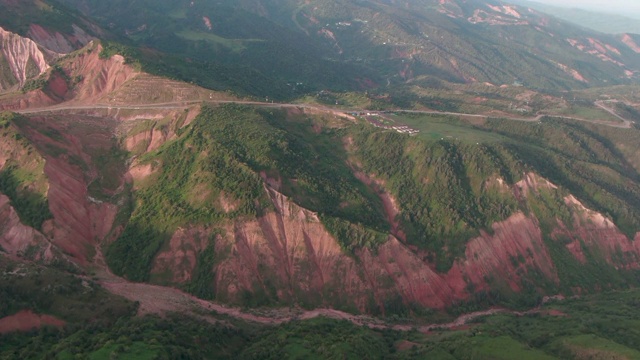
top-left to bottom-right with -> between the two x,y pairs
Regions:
0,113 -> 52,230
107,104 -> 389,282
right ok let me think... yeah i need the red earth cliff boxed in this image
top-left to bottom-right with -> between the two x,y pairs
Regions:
151,185 -> 563,312
149,169 -> 640,313
0,26 -> 53,90
16,115 -> 121,263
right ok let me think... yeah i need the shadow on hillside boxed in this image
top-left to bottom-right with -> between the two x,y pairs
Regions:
0,165 -> 52,230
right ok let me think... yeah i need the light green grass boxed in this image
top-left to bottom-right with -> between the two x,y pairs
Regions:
563,334 -> 640,359
168,8 -> 187,19
551,105 -> 621,122
390,113 -> 506,143
283,342 -> 321,360
473,336 -> 558,360
176,31 -> 264,52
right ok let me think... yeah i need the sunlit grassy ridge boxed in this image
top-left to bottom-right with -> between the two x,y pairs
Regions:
0,113 -> 51,229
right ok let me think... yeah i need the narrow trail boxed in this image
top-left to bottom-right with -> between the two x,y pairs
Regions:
13,99 -> 634,129
595,100 -> 633,128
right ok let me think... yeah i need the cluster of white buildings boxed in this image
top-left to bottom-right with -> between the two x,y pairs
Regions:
367,119 -> 420,135
390,125 -> 420,135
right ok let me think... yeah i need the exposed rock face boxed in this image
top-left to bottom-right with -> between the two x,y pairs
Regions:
514,172 -> 557,198
17,115 -> 121,264
445,213 -> 557,295
63,47 -> 138,103
559,195 -> 640,269
123,108 -> 200,158
150,172 -> 640,313
0,43 -> 141,110
44,156 -> 118,263
125,126 -> 167,154
621,34 -> 640,54
0,26 -> 52,90
150,186 -> 556,312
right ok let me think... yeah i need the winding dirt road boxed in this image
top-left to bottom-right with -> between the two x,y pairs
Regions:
99,268 -> 531,332
14,99 -> 634,129
95,252 -> 557,333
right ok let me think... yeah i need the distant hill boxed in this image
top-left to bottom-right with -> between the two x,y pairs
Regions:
507,0 -> 640,35
54,0 -> 640,96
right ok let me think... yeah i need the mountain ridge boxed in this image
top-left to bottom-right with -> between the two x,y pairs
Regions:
506,0 -> 640,35
53,0 -> 640,95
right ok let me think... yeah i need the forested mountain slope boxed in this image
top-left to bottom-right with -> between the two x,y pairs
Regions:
58,0 -> 640,96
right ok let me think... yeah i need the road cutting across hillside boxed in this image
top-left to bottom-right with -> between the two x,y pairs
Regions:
13,99 -> 634,129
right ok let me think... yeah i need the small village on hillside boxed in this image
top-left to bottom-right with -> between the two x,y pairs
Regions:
353,111 -> 421,135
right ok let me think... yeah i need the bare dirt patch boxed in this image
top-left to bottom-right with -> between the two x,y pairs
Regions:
128,163 -> 154,183
396,340 -> 420,352
0,310 -> 65,334
219,192 -> 240,213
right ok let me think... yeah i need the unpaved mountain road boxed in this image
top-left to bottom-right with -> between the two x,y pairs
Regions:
391,108 -> 632,128
14,99 -> 634,129
99,267 -> 551,332
595,100 -> 634,127
93,247 -> 561,333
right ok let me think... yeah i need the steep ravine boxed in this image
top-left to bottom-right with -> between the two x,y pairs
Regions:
14,114 -> 123,264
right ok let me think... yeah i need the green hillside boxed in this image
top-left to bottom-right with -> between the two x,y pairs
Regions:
99,103 -> 640,310
0,113 -> 51,230
57,0 -> 640,99
5,1 -> 640,358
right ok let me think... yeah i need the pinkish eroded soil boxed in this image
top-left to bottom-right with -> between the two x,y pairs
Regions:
0,310 -> 65,334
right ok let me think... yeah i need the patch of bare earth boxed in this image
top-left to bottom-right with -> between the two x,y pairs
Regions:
219,192 -> 240,213
545,309 -> 568,317
98,273 -> 280,325
128,162 -> 154,183
0,310 -> 65,334
396,340 -> 420,352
